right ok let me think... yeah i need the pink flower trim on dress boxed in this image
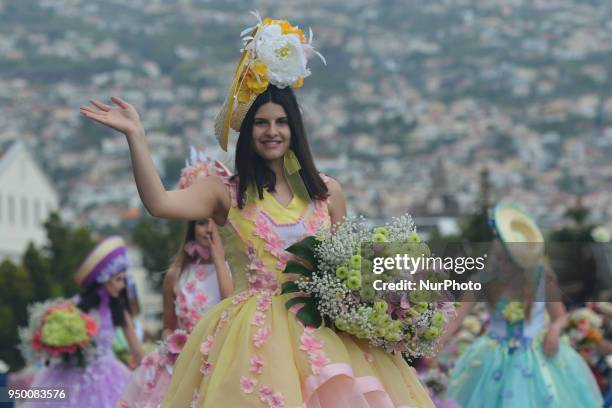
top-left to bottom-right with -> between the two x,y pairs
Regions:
245,240 -> 278,291
300,333 -> 323,352
304,200 -> 330,237
240,376 -> 258,394
252,211 -> 304,271
253,212 -> 287,258
259,386 -> 274,403
232,290 -> 254,305
252,326 -> 271,348
194,265 -> 209,280
249,354 -> 264,375
256,292 -> 273,312
200,335 -> 215,356
308,350 -> 331,375
190,389 -> 201,408
252,311 -> 267,326
200,360 -> 213,375
300,329 -> 331,375
175,270 -> 213,333
259,385 -> 286,407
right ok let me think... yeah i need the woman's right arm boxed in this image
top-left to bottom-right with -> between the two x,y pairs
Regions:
161,265 -> 179,340
80,97 -> 230,222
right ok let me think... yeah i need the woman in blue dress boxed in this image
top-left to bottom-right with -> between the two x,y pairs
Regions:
441,204 -> 603,408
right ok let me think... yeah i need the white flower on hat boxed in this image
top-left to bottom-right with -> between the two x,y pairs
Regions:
252,24 -> 308,88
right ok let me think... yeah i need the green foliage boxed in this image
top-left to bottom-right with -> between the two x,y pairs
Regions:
22,243 -> 55,302
281,236 -> 322,327
458,205 -> 494,242
132,216 -> 184,289
0,260 -> 32,370
285,236 -> 317,267
43,213 -> 97,296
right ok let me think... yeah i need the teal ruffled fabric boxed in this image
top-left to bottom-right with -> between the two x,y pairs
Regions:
447,329 -> 603,407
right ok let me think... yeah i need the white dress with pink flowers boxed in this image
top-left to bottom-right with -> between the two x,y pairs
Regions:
119,262 -> 225,408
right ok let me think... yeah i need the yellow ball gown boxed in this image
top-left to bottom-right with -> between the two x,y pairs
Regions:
162,178 -> 434,407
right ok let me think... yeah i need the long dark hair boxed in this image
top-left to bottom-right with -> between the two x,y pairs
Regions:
232,85 -> 328,208
168,220 -> 199,276
77,282 -> 133,327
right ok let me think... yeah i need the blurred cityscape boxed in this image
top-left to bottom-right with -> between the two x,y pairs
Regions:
1,0 -> 611,235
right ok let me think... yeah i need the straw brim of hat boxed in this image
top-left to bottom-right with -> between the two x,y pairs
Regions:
214,92 -> 258,151
74,236 -> 127,287
494,204 -> 544,269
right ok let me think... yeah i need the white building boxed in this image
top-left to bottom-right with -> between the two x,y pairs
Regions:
0,141 -> 59,261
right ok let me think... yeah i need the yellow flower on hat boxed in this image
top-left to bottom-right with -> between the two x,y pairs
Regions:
292,77 -> 304,88
236,60 -> 269,103
245,61 -> 269,93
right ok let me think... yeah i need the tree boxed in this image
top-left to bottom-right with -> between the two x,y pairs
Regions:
22,243 -> 56,302
43,213 -> 97,296
0,260 -> 32,369
132,217 -> 185,289
458,169 -> 494,242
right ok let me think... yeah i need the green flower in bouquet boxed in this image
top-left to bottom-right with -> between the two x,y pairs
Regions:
346,275 -> 362,290
335,266 -> 349,280
372,233 -> 387,243
407,231 -> 421,243
411,302 -> 430,316
41,309 -> 89,346
431,311 -> 445,328
385,331 -> 402,342
374,300 -> 388,314
422,326 -> 442,341
374,327 -> 387,337
349,254 -> 362,269
335,318 -> 349,331
374,227 -> 389,239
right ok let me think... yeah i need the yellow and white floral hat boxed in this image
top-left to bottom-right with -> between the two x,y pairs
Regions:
214,11 -> 325,151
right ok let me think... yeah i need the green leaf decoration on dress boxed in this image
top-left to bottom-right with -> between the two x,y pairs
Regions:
285,236 -> 317,267
281,281 -> 301,294
283,260 -> 313,277
285,296 -> 312,309
296,302 -> 323,328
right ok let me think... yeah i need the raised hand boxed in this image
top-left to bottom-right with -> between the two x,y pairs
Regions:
80,96 -> 144,137
205,220 -> 226,262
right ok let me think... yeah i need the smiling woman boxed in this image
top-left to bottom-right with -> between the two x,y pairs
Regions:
81,13 -> 434,408
232,85 -> 329,211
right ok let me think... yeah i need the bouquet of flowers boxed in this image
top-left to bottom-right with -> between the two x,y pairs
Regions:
567,307 -> 604,360
281,215 -> 456,358
19,299 -> 99,366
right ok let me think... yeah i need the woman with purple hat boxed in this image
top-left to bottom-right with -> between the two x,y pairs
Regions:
24,237 -> 144,408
